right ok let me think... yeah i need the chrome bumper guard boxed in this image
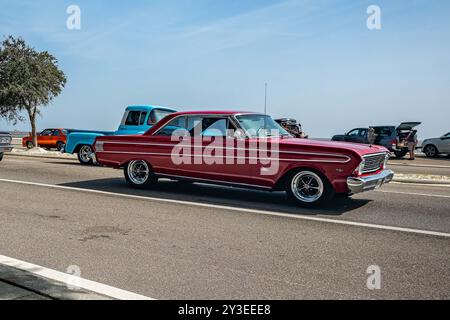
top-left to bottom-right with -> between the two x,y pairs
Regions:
0,145 -> 13,153
347,169 -> 394,194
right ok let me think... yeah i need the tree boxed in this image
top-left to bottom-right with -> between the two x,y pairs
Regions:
0,36 -> 66,148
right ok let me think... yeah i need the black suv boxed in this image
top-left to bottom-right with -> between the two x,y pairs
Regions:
331,122 -> 421,158
0,131 -> 13,161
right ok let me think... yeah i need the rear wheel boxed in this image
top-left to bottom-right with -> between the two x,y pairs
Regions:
26,141 -> 34,149
0,153 -> 3,161
124,160 -> 158,188
285,170 -> 334,207
423,145 -> 438,158
77,145 -> 94,165
394,150 -> 408,158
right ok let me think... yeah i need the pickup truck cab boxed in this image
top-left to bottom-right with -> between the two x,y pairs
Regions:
0,131 -> 13,161
332,122 -> 421,158
65,105 -> 176,165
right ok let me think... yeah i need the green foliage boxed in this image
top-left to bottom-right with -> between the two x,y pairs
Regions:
0,36 -> 66,132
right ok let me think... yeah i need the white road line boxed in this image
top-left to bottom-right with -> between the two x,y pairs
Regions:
0,178 -> 449,238
0,254 -> 154,300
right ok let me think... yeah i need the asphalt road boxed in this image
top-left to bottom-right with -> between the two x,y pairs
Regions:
0,156 -> 449,299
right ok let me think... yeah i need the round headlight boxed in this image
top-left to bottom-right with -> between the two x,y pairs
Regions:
357,159 -> 366,175
383,153 -> 389,168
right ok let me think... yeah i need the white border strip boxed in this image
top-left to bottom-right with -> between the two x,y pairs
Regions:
0,178 -> 449,238
0,254 -> 154,300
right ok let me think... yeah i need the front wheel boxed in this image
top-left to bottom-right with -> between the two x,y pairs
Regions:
423,145 -> 438,158
26,141 -> 34,149
77,145 -> 94,165
0,153 -> 3,161
124,160 -> 158,189
285,170 -> 334,207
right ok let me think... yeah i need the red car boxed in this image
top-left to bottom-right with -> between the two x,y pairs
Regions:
94,111 -> 394,207
22,128 -> 67,151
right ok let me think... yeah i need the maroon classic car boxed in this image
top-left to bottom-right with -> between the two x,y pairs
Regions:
94,111 -> 394,207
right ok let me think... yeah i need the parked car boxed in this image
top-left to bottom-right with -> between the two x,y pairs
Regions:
93,111 -> 394,207
274,118 -> 308,138
64,105 -> 177,165
331,122 -> 421,158
0,131 -> 13,161
421,132 -> 450,157
22,128 -> 67,151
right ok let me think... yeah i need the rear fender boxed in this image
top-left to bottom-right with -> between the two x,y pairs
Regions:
65,132 -> 105,154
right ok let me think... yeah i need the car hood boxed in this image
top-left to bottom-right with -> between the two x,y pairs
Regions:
396,122 -> 421,130
276,137 -> 387,156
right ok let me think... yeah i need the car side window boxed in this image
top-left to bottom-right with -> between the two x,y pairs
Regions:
155,116 -> 187,136
125,111 -> 147,126
41,129 -> 52,136
201,118 -> 229,137
53,130 -> 60,136
185,117 -> 233,137
347,129 -> 359,136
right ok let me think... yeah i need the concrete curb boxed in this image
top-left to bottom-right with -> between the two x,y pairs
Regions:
4,152 -> 77,161
392,177 -> 450,185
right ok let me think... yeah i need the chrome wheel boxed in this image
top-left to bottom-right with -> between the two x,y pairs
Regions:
57,141 -> 65,151
424,145 -> 437,158
291,171 -> 324,203
127,160 -> 150,185
79,145 -> 93,163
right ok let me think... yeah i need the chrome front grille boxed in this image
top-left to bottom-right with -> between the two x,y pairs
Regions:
362,153 -> 386,173
0,135 -> 11,145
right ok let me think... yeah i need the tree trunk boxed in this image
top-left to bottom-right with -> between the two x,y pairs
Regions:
27,107 -> 37,148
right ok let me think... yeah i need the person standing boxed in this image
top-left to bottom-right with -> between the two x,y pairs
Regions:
367,127 -> 377,145
406,129 -> 418,160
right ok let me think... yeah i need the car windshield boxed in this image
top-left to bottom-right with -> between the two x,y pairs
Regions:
235,114 -> 290,138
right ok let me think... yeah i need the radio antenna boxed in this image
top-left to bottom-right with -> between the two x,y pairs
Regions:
264,82 -> 267,115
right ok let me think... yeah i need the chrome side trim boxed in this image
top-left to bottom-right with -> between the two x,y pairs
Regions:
96,150 -> 351,163
96,142 -> 351,162
155,173 -> 272,189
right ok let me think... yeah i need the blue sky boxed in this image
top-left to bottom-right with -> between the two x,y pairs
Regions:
1,0 -> 449,138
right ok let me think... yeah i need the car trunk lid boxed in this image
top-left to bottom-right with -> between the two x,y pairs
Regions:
396,122 -> 421,131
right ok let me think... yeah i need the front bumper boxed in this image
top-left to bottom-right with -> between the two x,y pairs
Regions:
347,169 -> 394,194
0,145 -> 13,153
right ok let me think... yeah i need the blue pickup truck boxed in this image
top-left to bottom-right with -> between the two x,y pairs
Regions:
65,105 -> 177,165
